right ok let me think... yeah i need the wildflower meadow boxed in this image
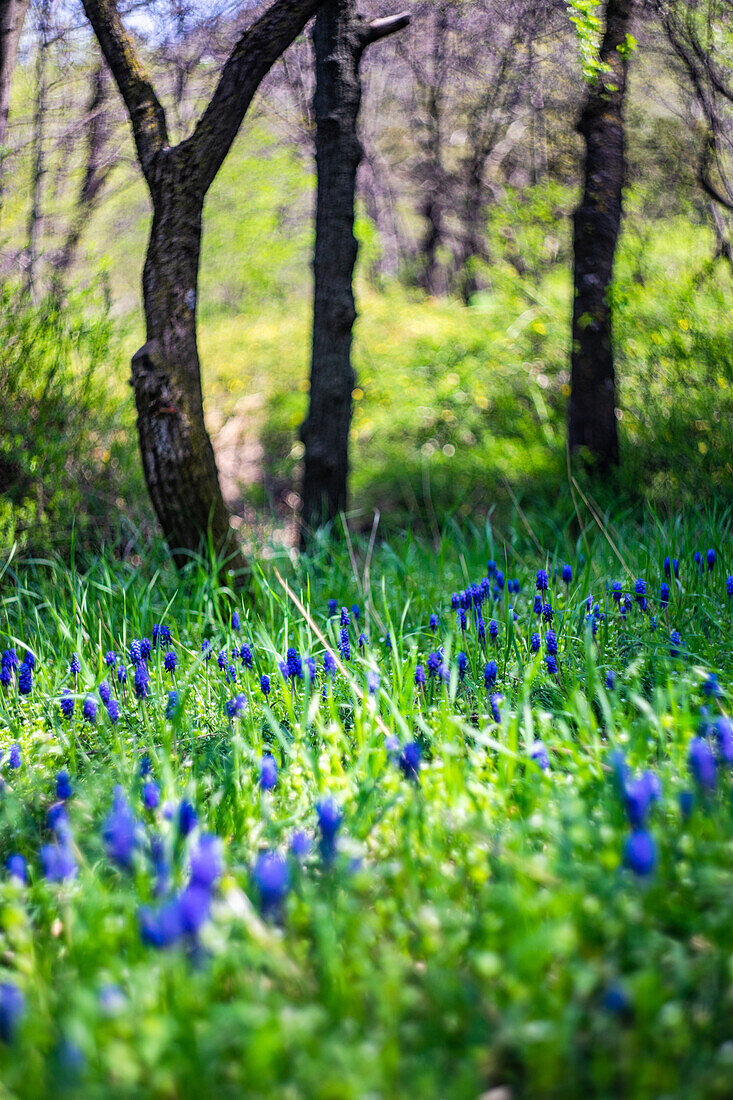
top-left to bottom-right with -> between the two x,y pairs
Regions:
0,515 -> 732,1097
4,0 -> 733,1093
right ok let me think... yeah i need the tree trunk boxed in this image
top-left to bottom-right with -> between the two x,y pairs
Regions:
419,188 -> 447,296
568,0 -> 634,471
300,0 -> 361,538
0,0 -> 29,177
455,155 -> 488,304
81,0 -> 327,574
26,0 -> 51,298
300,3 -> 408,542
133,152 -> 237,568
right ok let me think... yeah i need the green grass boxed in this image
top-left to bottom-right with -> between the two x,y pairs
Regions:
1,509 -> 733,1096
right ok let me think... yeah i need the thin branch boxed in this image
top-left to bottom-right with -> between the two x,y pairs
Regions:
359,11 -> 411,51
79,0 -> 168,177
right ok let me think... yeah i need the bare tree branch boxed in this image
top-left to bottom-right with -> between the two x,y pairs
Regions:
187,0 -> 325,195
79,0 -> 168,176
359,11 -> 411,51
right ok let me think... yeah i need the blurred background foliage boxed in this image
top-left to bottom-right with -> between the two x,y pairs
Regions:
0,3 -> 731,554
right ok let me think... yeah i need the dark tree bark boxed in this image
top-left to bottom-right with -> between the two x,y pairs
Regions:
454,159 -> 488,304
80,0 -> 326,572
568,0 -> 635,471
300,2 -> 409,541
0,0 -> 29,172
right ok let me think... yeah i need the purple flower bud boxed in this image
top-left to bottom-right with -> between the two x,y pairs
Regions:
59,689 -> 74,719
398,741 -> 421,782
290,830 -> 311,858
530,741 -> 550,771
143,782 -> 160,810
253,850 -> 289,914
189,833 -> 224,889
133,664 -> 149,700
103,789 -> 138,869
484,660 -> 497,688
56,771 -> 72,801
41,842 -> 77,882
6,854 -> 25,883
178,799 -> 197,838
688,736 -> 716,790
259,754 -> 278,791
18,664 -> 32,696
0,983 -> 25,1044
623,829 -> 656,877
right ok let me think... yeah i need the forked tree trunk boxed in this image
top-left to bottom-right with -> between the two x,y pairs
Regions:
300,1 -> 408,541
81,0 -> 327,573
132,156 -> 234,566
568,0 -> 634,471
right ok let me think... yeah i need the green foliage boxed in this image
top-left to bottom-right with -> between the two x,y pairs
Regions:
567,0 -> 606,81
0,512 -> 732,1096
217,186 -> 732,529
4,143 -> 730,547
0,287 -> 146,555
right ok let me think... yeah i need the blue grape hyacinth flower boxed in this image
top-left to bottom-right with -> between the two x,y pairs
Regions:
253,850 -> 290,916
259,754 -> 278,791
623,829 -> 657,877
316,797 -> 343,862
18,663 -> 32,696
0,983 -> 25,1044
688,736 -> 717,791
103,789 -> 138,870
530,741 -> 550,771
56,771 -> 72,801
398,742 -> 421,782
